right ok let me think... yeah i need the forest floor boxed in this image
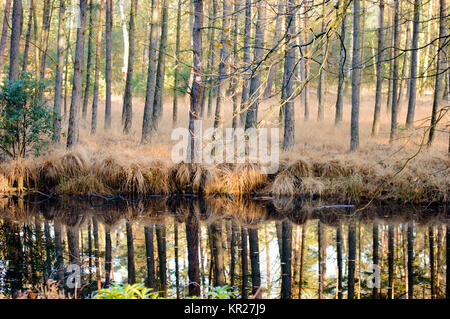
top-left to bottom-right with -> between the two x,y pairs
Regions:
0,89 -> 448,205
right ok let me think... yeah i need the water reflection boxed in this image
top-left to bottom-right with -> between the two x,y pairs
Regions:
0,196 -> 448,299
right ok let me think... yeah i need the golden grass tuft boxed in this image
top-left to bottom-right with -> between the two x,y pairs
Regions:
269,171 -> 298,196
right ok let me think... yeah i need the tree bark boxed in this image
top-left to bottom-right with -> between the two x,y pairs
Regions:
280,221 -> 292,299
172,0 -> 182,126
241,227 -> 249,299
337,223 -> 343,299
350,0 -> 361,151
372,223 -> 379,298
91,0 -> 105,135
407,222 -> 414,299
0,0 -> 12,70
186,209 -> 200,296
371,0 -> 384,136
141,0 -> 160,144
335,12 -> 347,126
104,229 -> 112,287
188,0 -> 204,163
282,0 -> 296,151
405,0 -> 419,129
387,225 -> 394,299
122,0 -> 138,134
53,0 -> 66,143
21,0 -> 33,72
67,0 -> 88,148
248,228 -> 261,297
389,0 -> 400,144
82,0 -> 94,119
427,0 -> 446,146
239,0 -> 251,125
8,0 -> 22,82
144,225 -> 157,290
348,223 -> 356,299
126,222 -> 136,284
104,0 -> 112,130
151,0 -> 168,131
156,225 -> 167,296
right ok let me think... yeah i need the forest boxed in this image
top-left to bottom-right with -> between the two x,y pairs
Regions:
0,0 -> 448,301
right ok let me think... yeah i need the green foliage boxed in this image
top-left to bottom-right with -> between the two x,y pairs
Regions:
0,73 -> 56,159
93,283 -> 160,299
206,286 -> 237,299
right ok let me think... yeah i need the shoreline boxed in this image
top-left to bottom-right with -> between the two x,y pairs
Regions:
0,149 -> 448,205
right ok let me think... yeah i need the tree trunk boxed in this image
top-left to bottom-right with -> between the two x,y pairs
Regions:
38,0 -> 52,81
151,0 -> 169,131
372,223 -> 379,298
239,0 -> 251,125
118,0 -> 128,82
337,223 -> 343,299
317,1 -> 326,121
174,222 -> 180,298
0,0 -> 12,70
82,0 -> 94,120
429,226 -> 436,298
126,222 -> 136,284
21,0 -> 33,72
348,223 -> 356,299
280,221 -> 292,299
263,4 -> 282,99
54,223 -> 64,282
141,0 -> 160,144
371,0 -> 384,136
92,219 -> 101,290
105,229 -> 112,287
156,225 -> 167,296
244,2 -> 265,130
53,0 -> 66,143
144,225 -> 157,290
350,0 -> 361,151
248,228 -> 261,297
122,0 -> 138,134
282,0 -> 296,151
387,225 -> 394,299
210,222 -> 225,286
405,0 -> 419,129
407,222 -> 414,299
298,224 -> 305,298
318,221 -> 327,299
188,0 -> 204,163
427,0 -> 446,146
91,0 -> 105,135
8,0 -> 22,82
389,0 -> 400,144
206,0 -> 217,118
172,0 -> 182,126
67,0 -> 88,148
186,209 -> 200,297
104,0 -> 112,130
241,227 -> 249,299
213,0 -> 232,136
335,12 -> 347,126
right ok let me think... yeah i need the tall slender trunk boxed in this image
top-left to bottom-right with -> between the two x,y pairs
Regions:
21,0 -> 33,72
174,223 -> 180,298
372,223 -> 379,298
371,0 -> 384,136
8,0 -> 22,82
298,224 -> 305,298
144,225 -> 157,290
389,0 -> 400,144
213,0 -> 232,135
122,0 -> 138,134
335,12 -> 347,125
317,1 -> 326,121
407,222 -> 414,299
405,0 -> 420,129
280,221 -> 292,299
0,0 -> 12,70
92,219 -> 101,290
91,0 -> 105,135
244,2 -> 265,130
303,6 -> 309,121
206,0 -> 217,118
104,0 -> 112,130
348,223 -> 356,299
239,0 -> 251,125
126,222 -> 136,284
188,0 -> 204,163
66,0 -> 88,148
248,228 -> 261,297
82,0 -> 94,119
53,0 -> 66,143
263,4 -> 282,99
104,229 -> 112,287
156,225 -> 167,296
118,0 -> 128,81
427,0 -> 447,146
337,223 -> 343,299
54,223 -> 64,282
318,222 -> 327,299
387,225 -> 394,299
172,0 -> 182,126
151,0 -> 168,131
282,0 -> 296,151
350,0 -> 361,151
429,226 -> 436,298
210,222 -> 225,286
141,0 -> 160,144
241,227 -> 249,299
186,209 -> 200,296
38,0 -> 52,81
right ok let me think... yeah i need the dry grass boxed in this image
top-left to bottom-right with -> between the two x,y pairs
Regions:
0,91 -> 447,204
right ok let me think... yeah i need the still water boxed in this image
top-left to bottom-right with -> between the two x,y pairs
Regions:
0,195 -> 448,299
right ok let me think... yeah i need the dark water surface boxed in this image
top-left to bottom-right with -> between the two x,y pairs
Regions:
0,195 -> 448,299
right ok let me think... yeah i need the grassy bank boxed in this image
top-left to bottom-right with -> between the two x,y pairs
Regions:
0,146 -> 447,204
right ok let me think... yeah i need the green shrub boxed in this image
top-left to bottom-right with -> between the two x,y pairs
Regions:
0,73 -> 55,159
92,284 -> 160,299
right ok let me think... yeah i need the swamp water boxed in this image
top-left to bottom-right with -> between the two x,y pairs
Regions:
0,195 -> 448,299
